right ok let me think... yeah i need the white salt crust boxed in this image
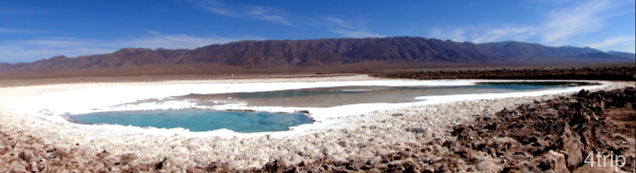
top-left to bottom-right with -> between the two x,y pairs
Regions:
0,75 -> 629,169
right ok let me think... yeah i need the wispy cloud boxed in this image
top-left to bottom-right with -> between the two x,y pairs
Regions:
122,31 -> 248,49
325,17 -> 353,29
584,36 -> 636,53
325,17 -> 384,38
431,26 -> 535,43
431,28 -> 468,42
182,0 -> 237,17
185,1 -> 383,36
330,30 -> 385,38
0,37 -> 116,63
245,5 -> 293,26
429,0 -> 632,46
586,36 -> 635,49
472,26 -> 536,43
541,0 -> 616,43
0,27 -> 44,34
0,32 -> 261,63
182,0 -> 293,26
620,43 -> 636,53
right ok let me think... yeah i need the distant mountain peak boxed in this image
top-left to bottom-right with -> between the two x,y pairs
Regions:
49,55 -> 69,60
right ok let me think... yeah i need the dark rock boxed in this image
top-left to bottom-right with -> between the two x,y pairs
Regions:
373,64 -> 635,81
406,127 -> 427,134
294,110 -> 310,114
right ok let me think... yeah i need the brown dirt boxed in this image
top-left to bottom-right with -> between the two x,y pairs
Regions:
1,62 -> 630,89
0,73 -> 358,88
372,63 -> 635,81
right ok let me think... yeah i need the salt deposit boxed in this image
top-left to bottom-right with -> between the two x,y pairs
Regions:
0,75 -> 628,169
8,78 -> 608,138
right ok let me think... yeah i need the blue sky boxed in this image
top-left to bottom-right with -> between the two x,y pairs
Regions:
0,0 -> 634,63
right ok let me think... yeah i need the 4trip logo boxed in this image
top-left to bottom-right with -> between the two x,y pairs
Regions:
584,151 -> 627,172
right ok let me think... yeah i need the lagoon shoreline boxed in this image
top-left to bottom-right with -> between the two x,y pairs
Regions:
0,75 -> 632,171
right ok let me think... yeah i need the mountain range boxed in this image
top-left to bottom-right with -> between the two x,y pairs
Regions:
0,37 -> 633,78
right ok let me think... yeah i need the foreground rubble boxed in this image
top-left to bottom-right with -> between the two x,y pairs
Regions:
246,87 -> 635,172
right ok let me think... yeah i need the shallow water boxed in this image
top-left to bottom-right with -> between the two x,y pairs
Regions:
174,81 -> 592,107
69,110 -> 312,132
69,81 -> 593,132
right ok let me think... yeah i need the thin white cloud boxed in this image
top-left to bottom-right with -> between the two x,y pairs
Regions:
330,30 -> 385,38
324,17 -> 353,29
541,0 -> 612,43
432,26 -> 535,43
586,36 -> 635,49
450,29 -> 467,42
180,0 -> 236,16
474,27 -> 536,43
0,39 -> 116,63
0,32 -> 261,63
431,28 -> 468,42
245,6 -> 293,26
201,6 -> 235,17
429,0 -> 632,46
183,0 -> 293,26
122,31 -> 245,49
584,36 -> 636,53
432,28 -> 467,42
325,17 -> 384,38
620,43 -> 636,53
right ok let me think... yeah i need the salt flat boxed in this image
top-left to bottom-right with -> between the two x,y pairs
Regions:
0,75 -> 629,169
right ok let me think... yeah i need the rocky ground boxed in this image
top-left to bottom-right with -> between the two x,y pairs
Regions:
0,74 -> 632,172
372,63 -> 635,81
231,87 -> 635,172
4,86 -> 630,172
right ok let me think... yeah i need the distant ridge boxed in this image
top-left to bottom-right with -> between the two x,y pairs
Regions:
0,37 -> 632,77
478,41 -> 602,58
607,50 -> 636,59
562,52 -> 630,60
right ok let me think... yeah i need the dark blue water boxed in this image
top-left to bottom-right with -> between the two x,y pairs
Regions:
69,110 -> 313,132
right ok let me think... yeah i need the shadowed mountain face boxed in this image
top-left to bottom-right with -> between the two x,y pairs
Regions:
478,41 -> 602,58
0,37 -> 632,74
562,52 -> 632,60
607,51 -> 636,59
176,37 -> 503,68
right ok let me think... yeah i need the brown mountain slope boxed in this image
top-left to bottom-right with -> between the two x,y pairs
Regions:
0,37 -> 508,71
179,37 -> 504,68
479,41 -> 603,58
0,37 -> 632,78
607,50 -> 636,59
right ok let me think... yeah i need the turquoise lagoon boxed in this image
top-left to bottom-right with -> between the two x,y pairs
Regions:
68,81 -> 593,132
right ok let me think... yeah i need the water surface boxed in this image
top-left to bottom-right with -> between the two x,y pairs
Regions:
70,81 -> 593,132
70,110 -> 312,132
174,81 -> 593,107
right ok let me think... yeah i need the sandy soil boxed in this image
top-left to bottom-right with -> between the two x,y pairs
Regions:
0,74 -> 632,171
